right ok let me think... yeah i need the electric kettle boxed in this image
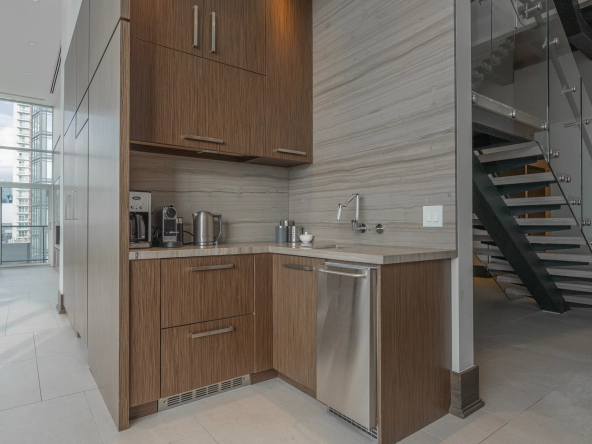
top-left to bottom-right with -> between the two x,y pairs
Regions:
192,212 -> 223,246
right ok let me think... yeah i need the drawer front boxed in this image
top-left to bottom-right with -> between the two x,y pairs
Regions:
161,314 -> 254,398
161,255 -> 254,328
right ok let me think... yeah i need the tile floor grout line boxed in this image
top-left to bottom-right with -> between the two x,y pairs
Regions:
32,332 -> 44,402
83,390 -> 108,444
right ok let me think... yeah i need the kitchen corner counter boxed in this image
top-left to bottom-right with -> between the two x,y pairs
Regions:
128,242 -> 457,265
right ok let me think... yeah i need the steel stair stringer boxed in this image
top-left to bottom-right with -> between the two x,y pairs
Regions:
472,153 -> 569,313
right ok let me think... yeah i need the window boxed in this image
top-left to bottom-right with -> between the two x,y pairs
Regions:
18,231 -> 28,237
19,215 -> 28,221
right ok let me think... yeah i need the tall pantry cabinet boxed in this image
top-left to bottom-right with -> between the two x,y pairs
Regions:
62,0 -> 90,345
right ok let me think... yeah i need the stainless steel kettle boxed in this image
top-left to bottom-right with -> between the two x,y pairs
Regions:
192,211 -> 223,246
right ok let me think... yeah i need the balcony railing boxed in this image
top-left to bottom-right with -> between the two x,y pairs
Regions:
1,225 -> 49,265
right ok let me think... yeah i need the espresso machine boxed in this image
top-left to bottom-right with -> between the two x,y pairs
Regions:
129,191 -> 152,249
152,204 -> 183,248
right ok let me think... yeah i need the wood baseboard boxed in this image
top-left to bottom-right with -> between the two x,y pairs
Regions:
449,366 -> 484,418
129,401 -> 158,421
278,372 -> 316,399
251,369 -> 278,385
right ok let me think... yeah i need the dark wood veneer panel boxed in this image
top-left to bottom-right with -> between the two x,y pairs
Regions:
130,260 -> 161,408
379,260 -> 451,443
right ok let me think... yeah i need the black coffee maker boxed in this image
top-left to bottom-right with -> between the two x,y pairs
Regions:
129,191 -> 152,249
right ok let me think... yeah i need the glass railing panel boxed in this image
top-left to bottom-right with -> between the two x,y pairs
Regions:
1,225 -> 49,265
581,79 -> 592,245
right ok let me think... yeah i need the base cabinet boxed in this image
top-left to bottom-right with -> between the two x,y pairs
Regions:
273,255 -> 322,393
161,314 -> 254,398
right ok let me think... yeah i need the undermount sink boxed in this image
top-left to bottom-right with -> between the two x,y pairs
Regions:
307,244 -> 351,250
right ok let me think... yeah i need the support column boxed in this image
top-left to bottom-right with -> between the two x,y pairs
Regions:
450,0 -> 484,418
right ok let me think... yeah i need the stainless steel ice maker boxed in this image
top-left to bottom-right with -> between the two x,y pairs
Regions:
317,262 -> 378,430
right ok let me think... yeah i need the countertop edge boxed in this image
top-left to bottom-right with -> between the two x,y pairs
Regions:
128,244 -> 457,264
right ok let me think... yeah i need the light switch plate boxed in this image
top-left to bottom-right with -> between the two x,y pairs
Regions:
423,206 -> 443,228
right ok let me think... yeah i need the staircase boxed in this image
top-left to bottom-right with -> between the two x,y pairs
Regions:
473,140 -> 592,312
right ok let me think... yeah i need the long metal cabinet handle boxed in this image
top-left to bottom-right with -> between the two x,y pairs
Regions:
283,263 -> 314,271
210,12 -> 216,53
190,264 -> 234,272
72,191 -> 77,221
184,134 -> 224,144
193,6 -> 199,48
65,194 -> 71,220
318,267 -> 368,278
276,148 -> 307,156
190,326 -> 234,339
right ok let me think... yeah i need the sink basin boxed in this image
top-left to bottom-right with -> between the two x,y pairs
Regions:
308,244 -> 351,250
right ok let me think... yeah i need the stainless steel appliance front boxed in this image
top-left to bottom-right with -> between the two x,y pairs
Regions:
317,262 -> 378,430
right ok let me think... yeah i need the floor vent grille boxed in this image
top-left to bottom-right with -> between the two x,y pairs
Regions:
328,407 -> 378,441
159,375 -> 250,411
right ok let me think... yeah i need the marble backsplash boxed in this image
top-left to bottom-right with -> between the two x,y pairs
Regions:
129,151 -> 289,244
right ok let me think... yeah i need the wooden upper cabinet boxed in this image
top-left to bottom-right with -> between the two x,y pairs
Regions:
131,0 -> 265,74
205,0 -> 265,74
131,0 -> 206,58
130,38 -> 265,156
273,255 -> 322,393
265,0 -> 312,164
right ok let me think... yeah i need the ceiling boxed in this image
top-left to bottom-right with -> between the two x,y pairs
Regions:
0,0 -> 62,106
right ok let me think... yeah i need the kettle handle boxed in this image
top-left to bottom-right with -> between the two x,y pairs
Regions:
213,215 -> 223,245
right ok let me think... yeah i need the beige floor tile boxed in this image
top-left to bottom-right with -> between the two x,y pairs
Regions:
0,392 -> 102,444
251,378 -> 307,405
53,310 -> 72,328
34,327 -> 86,358
479,376 -> 543,422
86,389 -> 207,444
186,386 -> 277,430
399,431 -> 442,443
0,358 -> 41,411
209,404 -> 329,444
302,413 -> 376,444
173,432 -> 220,443
29,290 -> 57,302
528,375 -> 592,427
38,350 -> 96,400
5,300 -> 59,335
481,410 -> 589,444
423,411 -> 507,444
0,332 -> 36,364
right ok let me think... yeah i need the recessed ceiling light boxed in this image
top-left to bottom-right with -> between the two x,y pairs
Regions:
29,42 -> 35,46
27,72 -> 32,75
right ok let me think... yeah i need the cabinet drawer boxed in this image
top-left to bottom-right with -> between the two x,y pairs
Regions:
161,314 -> 254,398
161,255 -> 254,328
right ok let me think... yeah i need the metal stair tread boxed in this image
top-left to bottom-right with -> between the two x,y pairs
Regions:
474,235 -> 585,245
476,248 -> 592,263
503,196 -> 567,207
477,146 -> 543,164
505,286 -> 592,304
547,267 -> 592,279
491,173 -> 555,186
497,274 -> 592,293
478,142 -> 540,155
516,218 -> 577,226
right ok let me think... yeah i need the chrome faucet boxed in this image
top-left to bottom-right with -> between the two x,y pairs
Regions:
337,194 -> 367,233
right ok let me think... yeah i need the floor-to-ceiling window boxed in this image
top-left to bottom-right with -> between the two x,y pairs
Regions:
0,99 -> 53,266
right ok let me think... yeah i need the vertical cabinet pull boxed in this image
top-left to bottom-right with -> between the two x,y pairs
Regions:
65,194 -> 71,220
210,12 -> 216,53
193,6 -> 199,48
72,191 -> 77,221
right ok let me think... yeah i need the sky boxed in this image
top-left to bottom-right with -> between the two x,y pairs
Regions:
0,100 -> 16,183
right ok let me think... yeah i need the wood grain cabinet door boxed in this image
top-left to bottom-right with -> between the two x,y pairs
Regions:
161,255 -> 255,328
273,255 -> 323,392
161,314 -> 254,398
265,0 -> 312,163
130,39 -> 264,156
204,0 -> 266,75
131,0 -> 206,58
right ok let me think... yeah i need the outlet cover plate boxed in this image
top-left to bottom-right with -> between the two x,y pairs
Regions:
423,206 -> 443,228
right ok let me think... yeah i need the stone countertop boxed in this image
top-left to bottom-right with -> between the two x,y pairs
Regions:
129,242 -> 457,265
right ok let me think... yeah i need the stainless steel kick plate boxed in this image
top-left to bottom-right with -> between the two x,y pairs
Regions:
158,375 -> 251,412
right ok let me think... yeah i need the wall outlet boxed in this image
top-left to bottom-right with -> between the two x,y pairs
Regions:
423,206 -> 443,228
